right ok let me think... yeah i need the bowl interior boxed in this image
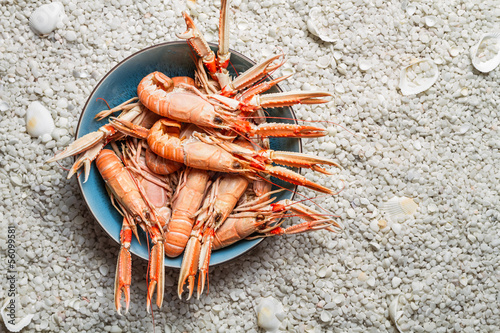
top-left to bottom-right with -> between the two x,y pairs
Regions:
76,41 -> 300,268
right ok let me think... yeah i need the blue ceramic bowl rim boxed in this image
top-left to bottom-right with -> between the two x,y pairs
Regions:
75,40 -> 303,268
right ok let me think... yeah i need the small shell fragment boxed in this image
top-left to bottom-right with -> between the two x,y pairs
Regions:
389,294 -> 404,333
424,16 -> 437,27
320,310 -> 332,322
317,265 -> 328,278
383,197 -> 419,217
378,219 -> 388,229
256,297 -> 285,333
307,7 -> 337,43
29,2 -> 65,36
317,55 -> 332,68
1,298 -> 34,333
449,47 -> 460,57
406,5 -> 416,16
26,101 -> 55,137
459,275 -> 468,286
470,33 -> 500,73
399,59 -> 439,95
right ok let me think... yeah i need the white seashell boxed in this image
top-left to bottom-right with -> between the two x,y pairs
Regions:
406,5 -> 416,16
389,294 -> 404,333
333,294 -> 345,304
317,55 -> 332,68
335,83 -> 345,94
358,58 -> 373,71
29,2 -> 65,36
1,298 -> 34,333
470,33 -> 500,73
424,16 -> 437,27
320,310 -> 332,323
434,57 -> 444,65
449,47 -> 460,57
459,275 -> 468,286
399,59 -> 439,95
307,7 -> 337,43
317,265 -> 328,278
256,297 -> 285,333
26,101 -> 55,137
383,197 -> 418,217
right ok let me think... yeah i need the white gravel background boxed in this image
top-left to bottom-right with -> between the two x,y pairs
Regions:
1,0 -> 499,332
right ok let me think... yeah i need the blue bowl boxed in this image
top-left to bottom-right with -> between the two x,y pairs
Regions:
76,41 -> 301,268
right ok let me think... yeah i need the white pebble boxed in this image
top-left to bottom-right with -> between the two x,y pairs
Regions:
11,175 -> 23,187
392,276 -> 402,288
392,223 -> 402,235
369,220 -> 380,232
0,100 -> 10,112
366,276 -> 376,287
53,265 -> 62,274
65,30 -> 77,41
99,265 -> 109,276
109,325 -> 122,333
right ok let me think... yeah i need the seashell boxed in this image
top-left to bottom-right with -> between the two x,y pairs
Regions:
317,55 -> 332,68
459,275 -> 468,287
307,7 -> 337,43
449,47 -> 460,57
406,5 -> 416,16
358,58 -> 373,71
333,294 -> 345,304
399,59 -> 439,95
29,2 -> 65,36
26,101 -> 55,137
389,294 -> 404,333
470,33 -> 500,73
383,196 -> 419,217
317,265 -> 328,278
424,16 -> 437,27
320,310 -> 332,323
255,297 -> 285,333
1,297 -> 34,333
